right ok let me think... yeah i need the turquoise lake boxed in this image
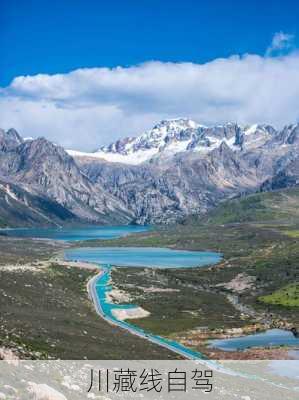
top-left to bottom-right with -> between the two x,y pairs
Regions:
4,225 -> 297,355
1,225 -> 150,241
64,246 -> 222,268
208,329 -> 299,351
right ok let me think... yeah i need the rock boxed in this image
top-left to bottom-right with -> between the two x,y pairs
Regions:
27,382 -> 67,400
0,133 -> 133,226
1,120 -> 299,225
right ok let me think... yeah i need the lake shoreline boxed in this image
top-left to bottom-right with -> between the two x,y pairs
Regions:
59,248 -> 299,361
1,224 -> 298,361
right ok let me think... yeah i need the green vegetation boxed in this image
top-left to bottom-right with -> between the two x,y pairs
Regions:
0,219 -> 7,227
1,186 -> 299,359
283,230 -> 299,238
104,187 -> 299,331
0,236 -> 61,265
201,188 -> 299,225
259,283 -> 299,307
0,237 -> 175,359
112,267 -> 251,336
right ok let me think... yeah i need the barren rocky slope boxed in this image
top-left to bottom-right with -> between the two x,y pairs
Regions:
1,120 -> 299,226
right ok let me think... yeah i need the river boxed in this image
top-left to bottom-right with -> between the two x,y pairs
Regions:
5,225 -> 299,357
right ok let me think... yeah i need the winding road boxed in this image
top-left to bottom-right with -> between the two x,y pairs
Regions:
87,266 -> 207,360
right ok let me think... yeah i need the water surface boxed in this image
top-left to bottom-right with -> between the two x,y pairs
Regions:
64,245 -> 222,359
65,246 -> 221,268
1,225 -> 150,241
208,329 -> 299,351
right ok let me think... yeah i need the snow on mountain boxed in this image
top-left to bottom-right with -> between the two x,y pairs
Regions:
67,119 -> 277,165
1,122 -> 299,225
67,119 -> 200,164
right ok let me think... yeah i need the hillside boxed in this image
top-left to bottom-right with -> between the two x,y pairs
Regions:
74,120 -> 299,224
200,187 -> 299,225
87,187 -> 299,336
0,129 -> 133,227
1,120 -> 299,226
0,180 -> 78,228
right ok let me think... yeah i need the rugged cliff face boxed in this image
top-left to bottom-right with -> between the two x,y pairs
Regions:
73,120 -> 299,224
0,179 -> 77,227
77,142 -> 258,224
0,130 -> 133,226
1,119 -> 299,226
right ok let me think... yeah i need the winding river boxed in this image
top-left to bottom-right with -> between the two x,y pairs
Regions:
4,225 -> 221,359
64,246 -> 222,360
4,225 -> 299,359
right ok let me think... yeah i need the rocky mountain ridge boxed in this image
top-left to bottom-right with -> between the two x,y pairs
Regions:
68,119 -> 285,165
71,119 -> 299,223
0,128 -> 133,226
1,120 -> 299,226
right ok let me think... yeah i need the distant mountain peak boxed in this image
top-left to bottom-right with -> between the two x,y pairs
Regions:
66,120 -> 299,168
68,119 -> 279,165
6,128 -> 22,141
2,120 -> 299,226
0,128 -> 23,151
152,118 -> 201,130
99,118 -> 200,153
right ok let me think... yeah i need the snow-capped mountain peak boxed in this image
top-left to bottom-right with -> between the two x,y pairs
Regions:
67,120 -> 278,165
99,118 -> 200,154
69,119 -> 203,164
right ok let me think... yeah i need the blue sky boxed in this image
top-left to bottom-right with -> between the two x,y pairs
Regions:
1,0 -> 298,85
0,0 -> 299,149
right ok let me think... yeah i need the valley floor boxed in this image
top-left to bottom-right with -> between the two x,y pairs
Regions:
81,190 -> 299,359
0,188 -> 299,360
0,236 -> 176,359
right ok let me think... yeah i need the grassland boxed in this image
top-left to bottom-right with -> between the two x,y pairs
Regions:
259,283 -> 299,307
0,237 -> 176,359
283,230 -> 299,238
88,188 -> 299,336
200,187 -> 299,225
1,187 -> 299,359
0,235 -> 61,264
112,266 -> 252,336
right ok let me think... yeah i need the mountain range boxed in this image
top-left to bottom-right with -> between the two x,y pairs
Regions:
0,119 -> 299,227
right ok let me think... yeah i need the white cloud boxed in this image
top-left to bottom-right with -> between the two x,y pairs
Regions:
266,31 -> 295,56
0,34 -> 299,151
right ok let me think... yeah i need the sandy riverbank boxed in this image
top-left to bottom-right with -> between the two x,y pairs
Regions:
111,307 -> 151,321
52,258 -> 100,270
